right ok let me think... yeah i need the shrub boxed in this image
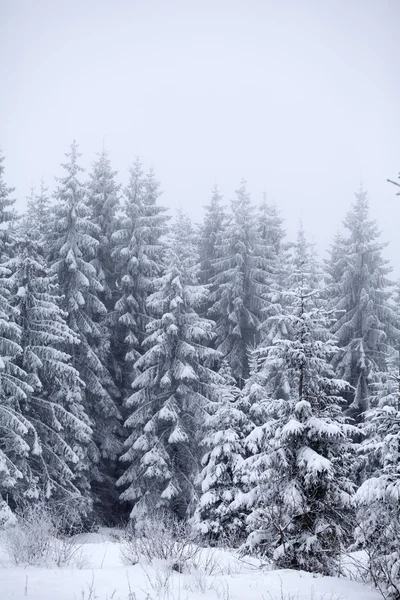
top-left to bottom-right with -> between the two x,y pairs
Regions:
121,511 -> 200,571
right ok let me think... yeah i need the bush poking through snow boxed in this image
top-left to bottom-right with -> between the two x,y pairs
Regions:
120,511 -> 200,572
352,498 -> 400,600
2,504 -> 55,565
1,502 -> 88,567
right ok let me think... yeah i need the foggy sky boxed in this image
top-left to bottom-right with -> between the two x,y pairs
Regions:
1,0 -> 399,269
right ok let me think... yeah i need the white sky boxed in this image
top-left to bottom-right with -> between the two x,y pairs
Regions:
1,0 -> 399,268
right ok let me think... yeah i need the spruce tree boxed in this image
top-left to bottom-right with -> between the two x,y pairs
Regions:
0,153 -> 36,509
209,180 -> 269,385
118,211 -> 222,519
327,190 -> 400,423
354,362 -> 400,599
194,361 -> 251,543
0,151 -> 17,259
48,141 -> 121,519
256,223 -> 317,405
257,195 -> 290,302
24,179 -> 51,241
86,147 -> 121,305
289,223 -> 320,290
239,280 -> 356,575
0,265 -> 35,507
324,231 -> 346,298
199,185 -> 226,287
112,159 -> 168,387
258,195 -> 286,248
6,235 -> 92,510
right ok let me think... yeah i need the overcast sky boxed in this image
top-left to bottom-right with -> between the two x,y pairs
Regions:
1,0 -> 399,269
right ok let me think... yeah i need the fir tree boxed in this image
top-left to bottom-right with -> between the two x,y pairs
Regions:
289,223 -> 320,291
239,281 -> 356,575
0,151 -> 17,259
0,154 -> 35,508
256,223 -> 317,405
327,189 -> 400,423
86,146 -> 121,305
324,230 -> 346,298
194,361 -> 251,543
48,141 -> 122,518
118,211 -> 222,519
112,159 -> 168,387
6,235 -> 92,509
255,195 -> 291,350
199,185 -> 226,287
0,263 -> 34,506
209,180 -> 269,385
354,360 -> 400,599
24,179 -> 51,241
258,196 -> 286,253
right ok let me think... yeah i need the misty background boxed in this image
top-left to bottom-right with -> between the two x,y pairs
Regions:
1,0 -> 399,268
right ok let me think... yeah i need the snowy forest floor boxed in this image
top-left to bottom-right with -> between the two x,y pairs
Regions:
0,528 -> 381,600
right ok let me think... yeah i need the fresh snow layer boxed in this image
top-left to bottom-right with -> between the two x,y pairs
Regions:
0,528 -> 381,600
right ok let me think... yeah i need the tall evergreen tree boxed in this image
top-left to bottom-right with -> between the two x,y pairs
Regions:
48,141 -> 121,519
118,211 -> 222,519
194,361 -> 251,543
258,196 -> 283,248
354,361 -> 400,599
0,151 -> 17,260
324,231 -> 346,298
255,223 -> 318,406
112,159 -> 168,388
0,265 -> 35,508
209,180 -> 269,385
5,235 -> 92,510
23,179 -> 51,241
199,185 -> 226,287
327,189 -> 400,423
238,280 -> 356,575
289,223 -> 320,291
256,195 -> 291,348
0,153 -> 36,510
86,147 -> 121,305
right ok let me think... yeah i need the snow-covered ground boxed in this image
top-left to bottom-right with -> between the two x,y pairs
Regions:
0,529 -> 381,600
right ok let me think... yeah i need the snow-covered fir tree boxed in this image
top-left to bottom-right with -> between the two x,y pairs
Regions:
118,211 -> 222,519
86,147 -> 121,305
198,184 -> 227,287
0,154 -> 36,510
353,280 -> 400,595
0,151 -> 17,260
23,179 -> 51,241
258,195 -> 286,252
353,360 -> 400,599
194,361 -> 251,543
5,235 -> 92,511
237,277 -> 356,575
47,141 -> 122,519
327,189 -> 400,424
324,230 -> 346,298
85,147 -> 125,429
289,223 -> 320,291
112,159 -> 168,389
255,223 -> 317,405
209,180 -> 270,386
0,264 -> 34,508
257,195 -> 291,288
256,195 -> 291,343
